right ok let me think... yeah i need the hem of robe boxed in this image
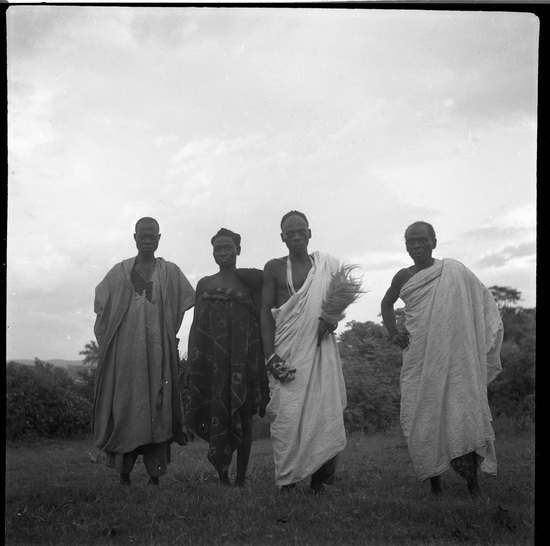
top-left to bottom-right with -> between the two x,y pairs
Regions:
417,440 -> 498,481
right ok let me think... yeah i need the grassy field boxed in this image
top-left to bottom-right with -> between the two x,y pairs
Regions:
5,427 -> 534,545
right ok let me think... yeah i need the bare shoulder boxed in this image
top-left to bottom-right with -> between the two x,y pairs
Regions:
392,267 -> 415,289
263,257 -> 286,274
195,275 -> 215,293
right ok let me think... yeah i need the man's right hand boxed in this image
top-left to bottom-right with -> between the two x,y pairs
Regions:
266,353 -> 296,382
390,331 -> 410,349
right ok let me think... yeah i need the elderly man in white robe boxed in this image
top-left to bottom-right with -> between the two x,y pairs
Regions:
93,217 -> 195,485
381,221 -> 503,498
261,211 -> 354,493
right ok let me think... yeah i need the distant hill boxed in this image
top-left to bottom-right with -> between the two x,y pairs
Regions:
7,359 -> 84,368
7,359 -> 89,381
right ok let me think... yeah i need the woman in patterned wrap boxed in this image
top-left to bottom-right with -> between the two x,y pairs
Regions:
184,228 -> 268,486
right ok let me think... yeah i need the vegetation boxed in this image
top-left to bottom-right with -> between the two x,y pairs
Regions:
487,306 -> 535,431
6,359 -> 92,441
6,286 -> 534,441
79,340 -> 99,367
338,320 -> 402,433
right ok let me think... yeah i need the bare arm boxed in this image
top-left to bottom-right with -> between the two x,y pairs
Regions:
381,269 -> 410,348
260,260 -> 296,382
186,278 -> 207,375
260,261 -> 278,358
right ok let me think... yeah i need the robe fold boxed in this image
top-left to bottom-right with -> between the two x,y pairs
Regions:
399,258 -> 503,481
266,251 -> 347,487
93,257 -> 195,455
184,287 -> 265,475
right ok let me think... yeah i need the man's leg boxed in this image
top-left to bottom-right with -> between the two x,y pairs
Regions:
235,410 -> 253,487
118,451 -> 139,485
141,442 -> 168,485
430,475 -> 443,495
451,452 -> 482,496
218,468 -> 231,485
310,455 -> 338,493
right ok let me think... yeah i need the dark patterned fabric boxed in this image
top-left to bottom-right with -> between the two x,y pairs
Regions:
131,268 -> 153,302
184,288 -> 265,475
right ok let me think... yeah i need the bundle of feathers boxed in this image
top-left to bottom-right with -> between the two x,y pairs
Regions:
320,264 -> 365,324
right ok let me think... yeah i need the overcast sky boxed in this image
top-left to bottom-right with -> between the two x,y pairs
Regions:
6,6 -> 538,361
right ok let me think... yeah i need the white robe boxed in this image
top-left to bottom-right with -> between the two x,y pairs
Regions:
400,258 -> 503,481
266,251 -> 347,486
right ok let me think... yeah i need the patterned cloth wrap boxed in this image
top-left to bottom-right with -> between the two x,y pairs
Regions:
184,287 -> 266,476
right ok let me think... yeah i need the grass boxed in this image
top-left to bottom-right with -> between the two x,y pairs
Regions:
5,426 -> 534,545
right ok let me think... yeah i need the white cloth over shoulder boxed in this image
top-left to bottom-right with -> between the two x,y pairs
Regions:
266,251 -> 347,487
399,258 -> 503,481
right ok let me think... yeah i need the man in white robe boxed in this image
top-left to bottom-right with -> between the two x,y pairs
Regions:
93,217 -> 195,485
381,221 -> 503,497
261,211 -> 347,492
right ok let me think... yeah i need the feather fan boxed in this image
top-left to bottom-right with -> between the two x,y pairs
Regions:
320,264 -> 365,324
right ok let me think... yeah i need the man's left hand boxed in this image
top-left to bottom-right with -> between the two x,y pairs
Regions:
317,317 -> 337,346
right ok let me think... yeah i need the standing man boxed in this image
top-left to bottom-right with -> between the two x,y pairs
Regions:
261,211 -> 347,493
381,221 -> 503,497
93,217 -> 195,485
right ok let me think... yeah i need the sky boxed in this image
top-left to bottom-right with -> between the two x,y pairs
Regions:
6,5 -> 538,362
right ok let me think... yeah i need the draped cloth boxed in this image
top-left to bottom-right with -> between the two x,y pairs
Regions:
399,258 -> 503,481
184,288 -> 265,475
92,257 -> 195,458
266,251 -> 347,487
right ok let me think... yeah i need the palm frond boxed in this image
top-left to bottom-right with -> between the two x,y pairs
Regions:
321,264 -> 365,324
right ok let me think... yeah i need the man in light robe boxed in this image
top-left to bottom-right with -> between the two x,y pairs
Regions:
261,211 -> 347,493
381,221 -> 503,498
93,217 -> 195,485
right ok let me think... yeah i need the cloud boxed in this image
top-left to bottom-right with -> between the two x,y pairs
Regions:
8,84 -> 57,160
153,135 -> 179,146
6,7 -> 537,359
170,134 -> 263,167
475,242 -> 536,268
129,9 -> 199,49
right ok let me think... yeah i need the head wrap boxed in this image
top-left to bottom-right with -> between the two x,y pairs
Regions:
211,228 -> 241,249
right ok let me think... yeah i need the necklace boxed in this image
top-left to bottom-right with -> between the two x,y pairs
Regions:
286,255 -> 314,296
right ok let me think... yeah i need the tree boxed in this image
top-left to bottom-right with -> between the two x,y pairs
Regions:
487,301 -> 535,427
6,359 -> 92,440
338,319 -> 405,358
489,285 -> 522,311
337,321 -> 403,432
79,340 -> 99,367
